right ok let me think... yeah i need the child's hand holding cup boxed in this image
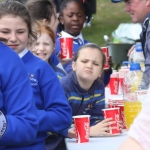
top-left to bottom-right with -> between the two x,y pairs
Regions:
102,108 -> 121,135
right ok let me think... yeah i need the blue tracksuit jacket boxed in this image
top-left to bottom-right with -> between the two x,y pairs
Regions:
0,42 -> 38,149
7,50 -> 72,150
45,71 -> 105,150
60,72 -> 105,125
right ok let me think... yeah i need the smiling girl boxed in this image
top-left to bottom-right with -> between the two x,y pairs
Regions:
30,23 -> 67,78
0,1 -> 72,150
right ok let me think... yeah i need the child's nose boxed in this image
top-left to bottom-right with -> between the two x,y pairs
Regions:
87,62 -> 92,68
38,44 -> 44,51
10,33 -> 17,42
72,14 -> 78,21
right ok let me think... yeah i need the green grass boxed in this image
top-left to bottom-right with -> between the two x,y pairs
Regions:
82,0 -> 132,47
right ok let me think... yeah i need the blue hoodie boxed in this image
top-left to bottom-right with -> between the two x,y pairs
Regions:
45,72 -> 105,150
60,72 -> 105,124
6,50 -> 72,150
0,42 -> 38,149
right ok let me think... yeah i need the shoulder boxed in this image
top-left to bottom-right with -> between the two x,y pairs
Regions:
60,74 -> 71,85
0,43 -> 21,63
84,39 -> 89,43
28,51 -> 52,68
94,78 -> 105,91
60,74 -> 72,91
25,51 -> 57,79
0,43 -> 27,71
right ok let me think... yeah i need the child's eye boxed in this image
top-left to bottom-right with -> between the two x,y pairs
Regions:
81,60 -> 87,63
68,15 -> 73,18
17,31 -> 25,34
35,42 -> 39,46
0,31 -> 9,34
44,43 -> 49,46
94,63 -> 99,66
77,13 -> 83,17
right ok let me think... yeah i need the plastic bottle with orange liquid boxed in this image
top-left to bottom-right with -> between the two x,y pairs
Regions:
123,63 -> 149,129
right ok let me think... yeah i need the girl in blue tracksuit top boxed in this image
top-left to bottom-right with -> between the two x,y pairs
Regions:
61,44 -> 118,138
0,1 -> 72,150
48,43 -> 119,150
0,41 -> 38,149
29,23 -> 67,79
51,0 -> 112,86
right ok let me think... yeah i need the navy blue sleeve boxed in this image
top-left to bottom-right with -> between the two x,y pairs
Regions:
89,85 -> 105,126
103,68 -> 112,86
144,25 -> 150,79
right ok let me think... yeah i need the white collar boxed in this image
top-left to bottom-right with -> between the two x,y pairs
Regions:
18,48 -> 28,58
61,31 -> 84,44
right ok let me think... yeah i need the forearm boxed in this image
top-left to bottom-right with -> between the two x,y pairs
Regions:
119,137 -> 143,150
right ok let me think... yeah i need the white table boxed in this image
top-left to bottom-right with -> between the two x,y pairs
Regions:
65,131 -> 128,150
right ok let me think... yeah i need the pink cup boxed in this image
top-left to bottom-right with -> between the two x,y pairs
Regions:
73,115 -> 90,143
102,108 -> 121,135
60,37 -> 73,60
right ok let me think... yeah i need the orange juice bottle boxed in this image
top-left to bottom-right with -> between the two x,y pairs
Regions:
123,63 -> 149,130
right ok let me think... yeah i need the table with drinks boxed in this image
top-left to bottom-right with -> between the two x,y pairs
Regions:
65,130 -> 127,150
66,62 -> 149,150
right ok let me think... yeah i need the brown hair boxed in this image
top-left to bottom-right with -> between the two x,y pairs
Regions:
34,23 -> 55,44
0,0 -> 36,41
74,43 -> 106,68
26,0 -> 56,24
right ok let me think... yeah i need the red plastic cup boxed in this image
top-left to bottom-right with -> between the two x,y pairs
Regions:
101,47 -> 110,69
109,78 -> 119,95
60,37 -> 73,60
102,108 -> 121,135
73,115 -> 90,143
118,105 -> 126,129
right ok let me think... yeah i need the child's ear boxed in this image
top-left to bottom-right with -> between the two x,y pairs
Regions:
72,61 -> 76,71
59,16 -> 64,25
42,19 -> 47,25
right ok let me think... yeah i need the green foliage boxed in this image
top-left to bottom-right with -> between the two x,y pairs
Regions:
82,0 -> 131,47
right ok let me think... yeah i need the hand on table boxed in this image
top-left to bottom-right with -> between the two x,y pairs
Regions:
90,118 -> 117,136
67,127 -> 76,138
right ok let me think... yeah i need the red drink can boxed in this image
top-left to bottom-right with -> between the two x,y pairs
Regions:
60,37 -> 73,60
101,47 -> 110,69
73,115 -> 90,143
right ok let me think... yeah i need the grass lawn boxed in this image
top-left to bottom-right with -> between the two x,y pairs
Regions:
82,0 -> 132,47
